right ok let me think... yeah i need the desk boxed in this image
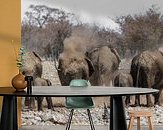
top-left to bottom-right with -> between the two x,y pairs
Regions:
0,86 -> 158,130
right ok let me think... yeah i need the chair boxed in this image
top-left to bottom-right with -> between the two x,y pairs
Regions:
65,79 -> 95,130
128,110 -> 154,130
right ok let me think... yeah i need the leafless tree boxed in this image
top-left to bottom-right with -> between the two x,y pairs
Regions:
116,5 -> 163,56
22,5 -> 74,58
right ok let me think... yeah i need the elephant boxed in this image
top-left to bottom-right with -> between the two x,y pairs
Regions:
113,70 -> 133,106
86,46 -> 121,86
22,51 -> 42,79
34,77 -> 53,111
57,37 -> 95,85
130,50 -> 163,106
22,51 -> 53,110
58,51 -> 94,85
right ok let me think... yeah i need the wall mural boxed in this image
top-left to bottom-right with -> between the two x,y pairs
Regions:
21,0 -> 163,127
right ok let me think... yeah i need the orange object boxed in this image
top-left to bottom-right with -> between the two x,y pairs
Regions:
12,72 -> 27,91
0,0 -> 21,127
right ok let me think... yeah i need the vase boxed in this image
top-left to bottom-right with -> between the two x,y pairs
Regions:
11,72 -> 27,91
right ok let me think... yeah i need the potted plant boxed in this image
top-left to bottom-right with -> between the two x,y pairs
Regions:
11,47 -> 27,91
16,47 -> 25,73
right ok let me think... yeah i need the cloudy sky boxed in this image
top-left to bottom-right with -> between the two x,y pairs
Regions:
21,0 -> 163,30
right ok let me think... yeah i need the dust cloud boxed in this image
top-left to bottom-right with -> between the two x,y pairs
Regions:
63,27 -> 99,54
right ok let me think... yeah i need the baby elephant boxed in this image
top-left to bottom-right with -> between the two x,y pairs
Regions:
24,77 -> 54,111
34,78 -> 54,111
113,70 -> 133,106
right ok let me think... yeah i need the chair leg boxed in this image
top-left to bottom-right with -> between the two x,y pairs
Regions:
87,109 -> 96,130
66,109 -> 74,130
137,117 -> 140,130
148,116 -> 154,130
128,117 -> 134,130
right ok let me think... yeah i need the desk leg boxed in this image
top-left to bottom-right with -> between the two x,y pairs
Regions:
0,96 -> 18,130
110,96 -> 127,130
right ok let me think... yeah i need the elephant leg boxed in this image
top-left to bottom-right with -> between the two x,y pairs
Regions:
46,97 -> 54,110
125,96 -> 130,106
135,95 -> 140,106
37,97 -> 44,111
153,93 -> 160,105
154,89 -> 163,106
153,89 -> 162,105
146,94 -> 153,107
31,97 -> 35,109
24,97 -> 35,110
24,97 -> 30,106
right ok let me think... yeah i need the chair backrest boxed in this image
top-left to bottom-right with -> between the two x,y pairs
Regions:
69,79 -> 90,87
66,79 -> 94,108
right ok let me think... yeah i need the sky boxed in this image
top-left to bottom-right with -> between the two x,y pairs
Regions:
21,0 -> 163,30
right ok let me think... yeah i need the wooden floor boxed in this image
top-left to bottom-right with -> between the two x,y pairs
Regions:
20,125 -> 163,130
20,125 -> 108,130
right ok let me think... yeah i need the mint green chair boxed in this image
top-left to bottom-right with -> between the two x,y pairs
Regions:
65,79 -> 95,130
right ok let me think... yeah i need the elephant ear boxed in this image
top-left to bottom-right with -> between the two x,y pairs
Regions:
110,47 -> 121,63
85,57 -> 95,77
159,50 -> 163,56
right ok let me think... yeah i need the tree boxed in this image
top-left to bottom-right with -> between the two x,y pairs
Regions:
43,20 -> 72,60
116,6 -> 163,56
22,5 -> 74,59
24,5 -> 66,28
